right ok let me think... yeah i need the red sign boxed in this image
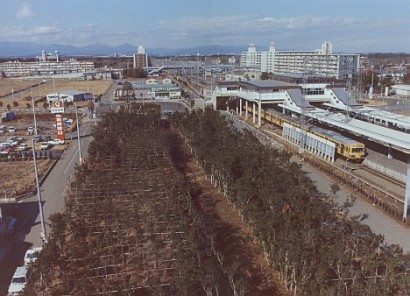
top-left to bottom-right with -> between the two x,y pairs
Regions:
55,113 -> 65,140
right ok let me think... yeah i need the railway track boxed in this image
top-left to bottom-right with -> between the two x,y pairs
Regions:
353,163 -> 405,192
228,113 -> 408,222
335,160 -> 405,204
309,153 -> 408,221
256,120 -> 408,221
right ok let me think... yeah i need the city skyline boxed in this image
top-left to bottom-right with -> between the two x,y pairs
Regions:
1,0 -> 410,53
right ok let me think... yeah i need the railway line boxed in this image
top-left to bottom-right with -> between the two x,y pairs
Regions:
288,136 -> 406,222
235,110 -> 409,224
354,163 -> 405,194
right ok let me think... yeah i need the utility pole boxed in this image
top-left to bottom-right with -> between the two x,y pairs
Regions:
75,103 -> 83,164
32,138 -> 47,243
31,89 -> 38,135
299,57 -> 310,154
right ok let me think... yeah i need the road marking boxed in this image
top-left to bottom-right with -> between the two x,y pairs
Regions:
64,145 -> 78,175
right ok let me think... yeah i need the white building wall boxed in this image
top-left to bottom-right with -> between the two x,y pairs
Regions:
392,85 -> 410,96
240,41 -> 359,79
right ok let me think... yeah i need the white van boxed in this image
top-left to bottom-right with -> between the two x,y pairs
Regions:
8,266 -> 29,295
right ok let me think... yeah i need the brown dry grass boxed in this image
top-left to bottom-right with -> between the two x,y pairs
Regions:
0,78 -> 43,98
0,159 -> 52,196
0,78 -> 112,107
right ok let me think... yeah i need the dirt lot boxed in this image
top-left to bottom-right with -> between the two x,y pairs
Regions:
0,158 -> 52,197
0,78 -> 112,108
0,110 -> 73,198
0,78 -> 44,98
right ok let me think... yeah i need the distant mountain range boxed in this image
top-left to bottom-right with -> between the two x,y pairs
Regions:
0,42 -> 245,58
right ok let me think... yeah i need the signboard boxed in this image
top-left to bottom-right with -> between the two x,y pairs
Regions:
55,114 -> 65,140
151,86 -> 180,92
53,100 -> 65,140
51,107 -> 65,114
50,100 -> 65,114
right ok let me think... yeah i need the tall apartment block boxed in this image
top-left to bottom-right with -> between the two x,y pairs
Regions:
240,41 -> 359,79
133,45 -> 148,69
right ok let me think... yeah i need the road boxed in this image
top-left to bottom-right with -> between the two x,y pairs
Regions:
24,123 -> 94,247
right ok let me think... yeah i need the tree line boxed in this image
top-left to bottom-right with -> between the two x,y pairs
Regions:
171,109 -> 407,295
21,107 -> 407,295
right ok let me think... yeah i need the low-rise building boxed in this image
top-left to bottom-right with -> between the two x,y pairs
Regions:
115,78 -> 181,100
391,84 -> 410,96
47,90 -> 93,103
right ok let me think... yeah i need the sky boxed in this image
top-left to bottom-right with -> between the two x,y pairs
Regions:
1,0 -> 410,53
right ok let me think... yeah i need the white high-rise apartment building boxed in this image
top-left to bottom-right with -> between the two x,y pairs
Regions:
240,42 -> 276,73
240,41 -> 359,79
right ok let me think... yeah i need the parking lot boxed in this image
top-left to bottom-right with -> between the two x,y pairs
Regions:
0,112 -> 76,199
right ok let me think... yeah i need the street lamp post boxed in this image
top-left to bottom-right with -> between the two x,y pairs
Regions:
92,97 -> 97,126
75,103 -> 83,164
32,138 -> 47,243
31,90 -> 38,136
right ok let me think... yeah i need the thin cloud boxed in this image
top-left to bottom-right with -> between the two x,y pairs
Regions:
16,2 -> 34,19
33,26 -> 61,35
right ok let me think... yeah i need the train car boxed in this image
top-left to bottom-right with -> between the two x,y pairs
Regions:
308,126 -> 365,162
244,106 -> 366,162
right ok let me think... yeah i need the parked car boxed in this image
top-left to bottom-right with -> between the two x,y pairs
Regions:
0,147 -> 12,155
40,142 -> 50,150
27,126 -> 35,135
48,138 -> 65,145
6,137 -> 19,147
0,142 -> 12,148
32,135 -> 43,142
18,143 -> 28,151
24,247 -> 42,265
8,266 -> 29,295
7,125 -> 16,134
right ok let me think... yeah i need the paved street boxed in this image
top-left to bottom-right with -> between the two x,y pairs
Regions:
24,122 -> 93,248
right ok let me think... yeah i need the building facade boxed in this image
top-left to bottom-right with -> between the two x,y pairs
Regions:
115,78 -> 181,100
0,59 -> 94,78
133,45 -> 148,69
239,42 -> 275,73
240,41 -> 360,79
47,90 -> 93,103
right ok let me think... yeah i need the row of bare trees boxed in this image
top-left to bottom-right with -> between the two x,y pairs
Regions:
172,109 -> 407,295
21,106 -> 408,295
22,109 -> 205,295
